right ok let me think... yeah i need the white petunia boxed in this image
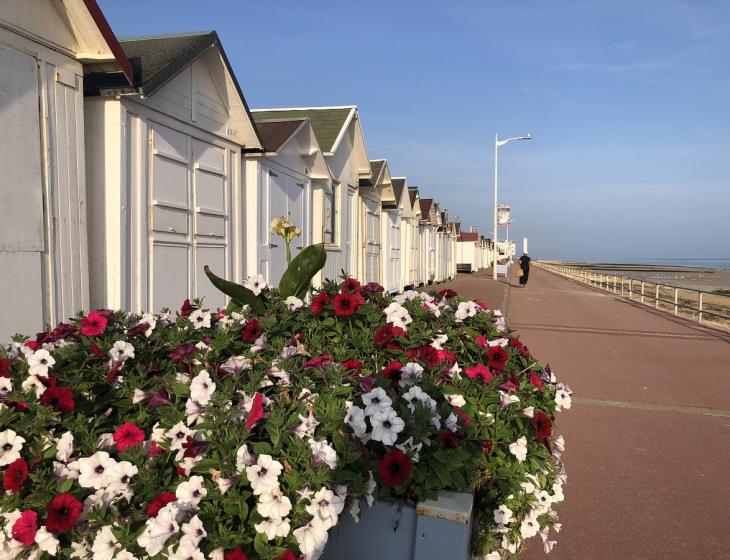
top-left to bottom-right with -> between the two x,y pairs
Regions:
293,411 -> 320,439
189,370 -> 216,405
246,454 -> 283,495
106,460 -> 138,496
0,430 -> 25,467
55,431 -> 74,462
555,389 -> 572,411
185,398 -> 207,425
396,436 -> 423,463
369,408 -> 405,446
455,301 -> 477,321
255,516 -> 291,541
509,436 -> 528,463
522,406 -> 535,418
235,444 -> 257,472
293,516 -> 328,560
138,505 -> 179,556
493,504 -> 514,525
35,527 -> 59,555
92,526 -> 120,560
551,482 -> 565,503
309,438 -> 338,469
77,451 -> 117,489
108,340 -> 135,362
221,356 -> 253,376
28,349 -> 55,376
138,313 -> 157,337
361,387 -> 392,416
386,307 -> 413,330
305,487 -> 344,529
444,413 -> 459,433
399,362 -> 423,387
0,378 -> 11,398
188,309 -> 212,329
445,393 -> 466,408
243,274 -> 267,296
257,487 -> 292,519
520,511 -> 541,539
176,476 -> 208,506
344,403 -> 367,436
502,535 -> 519,554
484,553 -> 501,560
285,296 -> 304,311
499,390 -> 520,408
165,422 -> 194,451
179,514 -> 207,549
169,544 -> 205,560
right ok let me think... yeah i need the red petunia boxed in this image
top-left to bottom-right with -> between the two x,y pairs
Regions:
377,449 -> 413,487
481,439 -> 494,455
437,431 -> 460,449
180,298 -> 193,317
531,412 -> 553,440
225,548 -> 250,560
362,282 -> 384,295
406,345 -> 455,370
45,493 -> 83,532
40,386 -> 75,412
486,346 -> 509,370
464,363 -> 493,383
341,277 -> 361,294
341,359 -> 362,371
275,551 -> 298,560
438,288 -> 458,299
332,293 -> 361,316
310,292 -> 331,314
147,491 -> 178,518
3,458 -> 28,493
24,340 -> 41,351
113,422 -> 145,453
529,371 -> 543,391
12,510 -> 37,546
381,361 -> 404,388
474,335 -> 489,348
373,324 -> 408,350
0,357 -> 11,378
80,310 -> 108,336
303,355 -> 333,371
475,300 -> 489,311
245,392 -> 265,430
241,320 -> 263,342
147,441 -> 165,458
169,343 -> 197,362
454,407 -> 472,429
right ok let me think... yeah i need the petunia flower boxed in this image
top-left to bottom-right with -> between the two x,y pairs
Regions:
377,449 -> 413,487
12,510 -> 38,547
3,458 -> 28,494
80,311 -> 108,337
45,493 -> 83,532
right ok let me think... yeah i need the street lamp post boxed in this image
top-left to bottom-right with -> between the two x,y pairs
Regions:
492,133 -> 532,280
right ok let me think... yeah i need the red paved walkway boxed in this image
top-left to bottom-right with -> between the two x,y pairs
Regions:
440,268 -> 730,559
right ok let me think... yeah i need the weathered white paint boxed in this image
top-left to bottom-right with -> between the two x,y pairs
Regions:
86,46 -> 256,314
383,209 -> 402,293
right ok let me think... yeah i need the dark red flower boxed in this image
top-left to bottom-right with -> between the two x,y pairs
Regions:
310,292 -> 331,314
508,337 -> 524,349
13,402 -> 28,413
12,510 -> 37,546
474,336 -> 489,348
45,493 -> 83,532
531,412 -> 553,440
80,311 -> 108,336
169,343 -> 197,362
0,358 -> 12,378
475,300 -> 489,311
362,282 -> 384,295
381,361 -> 404,388
147,491 -> 178,518
24,340 -> 41,351
464,363 -> 493,383
225,548 -> 250,560
406,345 -> 454,370
303,355 -> 333,371
377,449 -> 413,487
454,407 -> 472,429
47,322 -> 76,342
245,392 -> 265,430
182,436 -> 207,459
40,387 -> 75,412
437,432 -> 460,449
341,277 -> 361,294
332,293 -> 361,316
147,441 -> 165,458
3,458 -> 28,493
438,288 -> 458,299
113,422 -> 145,453
241,320 -> 263,342
481,439 -> 494,455
180,298 -> 193,317
486,346 -> 509,370
148,390 -> 172,407
529,371 -> 543,391
373,324 -> 408,350
499,379 -> 518,392
341,359 -> 362,371
127,322 -> 150,337
275,551 -> 299,560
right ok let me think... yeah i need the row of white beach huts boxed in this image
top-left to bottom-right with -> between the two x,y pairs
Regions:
0,0 -> 494,340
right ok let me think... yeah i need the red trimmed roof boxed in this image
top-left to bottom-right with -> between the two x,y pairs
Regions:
459,232 -> 479,242
255,119 -> 305,152
82,0 -> 133,84
419,198 -> 433,216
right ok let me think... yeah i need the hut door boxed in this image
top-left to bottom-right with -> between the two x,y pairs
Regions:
364,198 -> 380,284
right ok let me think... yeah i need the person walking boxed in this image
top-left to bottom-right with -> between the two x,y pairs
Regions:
518,252 -> 531,287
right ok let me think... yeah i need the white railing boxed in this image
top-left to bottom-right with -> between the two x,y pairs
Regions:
535,261 -> 730,331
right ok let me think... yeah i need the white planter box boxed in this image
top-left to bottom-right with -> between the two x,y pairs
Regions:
321,491 -> 473,560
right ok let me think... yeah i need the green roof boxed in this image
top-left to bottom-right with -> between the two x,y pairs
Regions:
252,108 -> 353,153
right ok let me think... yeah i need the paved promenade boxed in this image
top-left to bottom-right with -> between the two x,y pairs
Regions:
437,268 -> 730,559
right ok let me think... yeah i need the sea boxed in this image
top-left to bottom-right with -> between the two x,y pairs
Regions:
610,258 -> 730,270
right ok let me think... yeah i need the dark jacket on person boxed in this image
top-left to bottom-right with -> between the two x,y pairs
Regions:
519,255 -> 531,270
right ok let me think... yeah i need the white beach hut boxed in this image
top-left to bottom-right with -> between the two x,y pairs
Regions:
382,178 -> 409,293
393,178 -> 416,290
251,107 -> 371,282
85,31 -> 262,313
245,117 -> 331,287
418,198 -> 439,284
457,231 -> 479,272
0,0 -> 132,341
357,160 -> 394,286
407,187 -> 423,287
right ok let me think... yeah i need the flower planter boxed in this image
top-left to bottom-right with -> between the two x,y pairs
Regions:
321,491 -> 473,560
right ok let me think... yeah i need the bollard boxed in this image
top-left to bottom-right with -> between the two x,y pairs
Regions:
641,281 -> 645,303
674,288 -> 678,316
655,285 -> 660,309
699,293 -> 704,324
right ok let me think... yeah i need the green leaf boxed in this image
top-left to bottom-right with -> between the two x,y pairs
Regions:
43,445 -> 58,460
171,383 -> 190,397
59,478 -> 74,493
254,532 -> 269,556
278,243 -> 327,299
204,266 -> 265,314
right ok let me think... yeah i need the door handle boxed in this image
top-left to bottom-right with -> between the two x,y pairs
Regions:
270,243 -> 279,248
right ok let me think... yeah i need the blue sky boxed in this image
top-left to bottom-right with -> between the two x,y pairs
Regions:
98,0 -> 730,261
